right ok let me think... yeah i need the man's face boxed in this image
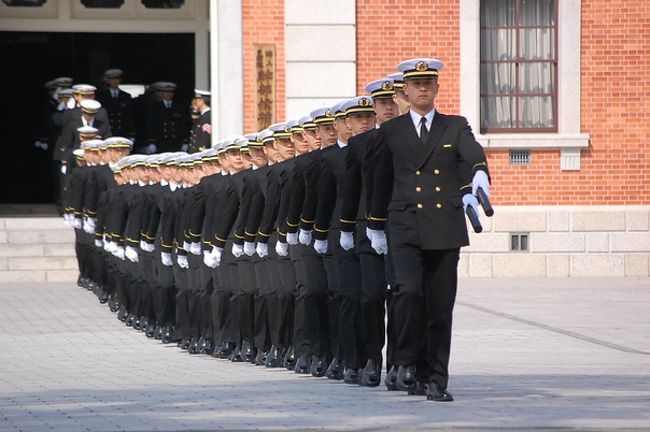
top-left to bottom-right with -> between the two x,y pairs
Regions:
107,77 -> 120,89
218,155 -> 230,172
171,166 -> 184,183
303,128 -> 321,151
82,113 -> 95,123
84,151 -> 98,165
272,138 -> 295,160
263,142 -> 281,163
249,147 -> 268,168
404,78 -> 438,113
149,167 -> 162,182
160,90 -> 174,102
225,149 -> 244,172
333,118 -> 352,143
374,97 -> 397,124
318,123 -> 338,147
346,112 -> 376,136
241,151 -> 254,170
97,149 -> 109,164
292,131 -> 309,155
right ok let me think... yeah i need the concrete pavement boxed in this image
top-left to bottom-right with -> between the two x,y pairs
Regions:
1,278 -> 649,431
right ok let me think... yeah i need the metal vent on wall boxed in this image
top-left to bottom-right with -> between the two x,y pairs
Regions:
509,149 -> 531,165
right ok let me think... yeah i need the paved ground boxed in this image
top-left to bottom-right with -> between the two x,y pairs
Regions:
0,278 -> 649,432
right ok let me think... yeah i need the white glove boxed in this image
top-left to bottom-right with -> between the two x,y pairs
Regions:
145,242 -> 155,253
243,241 -> 256,257
463,194 -> 479,214
369,230 -> 388,255
190,242 -> 201,256
146,143 -> 157,155
63,215 -> 72,228
181,144 -> 189,152
114,246 -> 125,260
314,239 -> 328,254
66,97 -> 76,109
299,229 -> 312,245
140,240 -> 148,251
57,101 -> 66,111
256,242 -> 268,258
83,220 -> 92,234
95,239 -> 103,248
472,170 -> 490,198
107,241 -> 118,253
177,254 -> 189,269
60,164 -> 67,175
103,240 -> 111,253
161,252 -> 173,267
203,250 -> 218,268
340,231 -> 354,251
182,241 -> 191,252
286,232 -> 298,245
211,246 -> 223,267
232,243 -> 244,258
366,226 -> 374,242
72,218 -> 82,230
86,217 -> 96,231
125,246 -> 139,263
275,241 -> 288,257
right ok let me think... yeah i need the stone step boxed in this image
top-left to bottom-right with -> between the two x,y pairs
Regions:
0,217 -> 78,282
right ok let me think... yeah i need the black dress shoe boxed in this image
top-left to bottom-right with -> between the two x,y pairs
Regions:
396,365 -> 417,391
180,337 -> 191,350
188,337 -> 200,354
77,275 -> 85,288
145,323 -> 156,338
216,342 -> 236,359
294,354 -> 311,374
310,356 -> 327,377
132,316 -> 141,331
283,346 -> 296,370
110,299 -> 120,313
240,340 -> 255,362
196,337 -> 206,353
99,290 -> 109,304
200,338 -> 213,355
384,365 -> 398,391
229,346 -> 244,362
343,368 -> 360,384
254,349 -> 267,366
153,325 -> 163,340
161,325 -> 176,344
325,358 -> 343,380
140,316 -> 148,332
408,381 -> 428,396
118,308 -> 129,322
426,385 -> 454,402
361,360 -> 382,387
265,345 -> 281,368
125,313 -> 136,327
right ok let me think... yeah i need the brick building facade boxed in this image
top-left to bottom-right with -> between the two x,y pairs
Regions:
239,0 -> 650,277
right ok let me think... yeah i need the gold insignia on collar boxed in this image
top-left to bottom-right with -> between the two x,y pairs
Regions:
415,61 -> 428,71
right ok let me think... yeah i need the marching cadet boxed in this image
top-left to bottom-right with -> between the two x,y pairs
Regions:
284,107 -> 338,378
339,77 -> 399,389
313,96 -> 377,385
254,126 -> 298,369
146,82 -> 191,153
368,58 -> 491,402
97,69 -> 134,139
188,90 -> 212,152
387,72 -> 410,115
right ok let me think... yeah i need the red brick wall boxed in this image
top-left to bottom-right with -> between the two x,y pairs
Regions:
355,0 -> 460,114
242,0 -> 285,133
354,0 -> 650,205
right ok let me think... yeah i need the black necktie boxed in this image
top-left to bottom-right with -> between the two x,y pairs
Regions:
419,117 -> 429,144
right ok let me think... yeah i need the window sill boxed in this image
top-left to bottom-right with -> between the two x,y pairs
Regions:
476,133 -> 590,150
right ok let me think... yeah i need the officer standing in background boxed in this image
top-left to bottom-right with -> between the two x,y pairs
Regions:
368,58 -> 491,402
189,90 -> 212,153
146,82 -> 191,153
97,69 -> 134,139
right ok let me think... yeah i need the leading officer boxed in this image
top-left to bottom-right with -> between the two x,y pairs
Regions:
367,58 -> 490,402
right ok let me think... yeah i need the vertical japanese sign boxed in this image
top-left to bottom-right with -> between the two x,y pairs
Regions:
255,44 -> 275,130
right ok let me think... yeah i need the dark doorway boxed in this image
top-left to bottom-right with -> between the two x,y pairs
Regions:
0,31 -> 195,206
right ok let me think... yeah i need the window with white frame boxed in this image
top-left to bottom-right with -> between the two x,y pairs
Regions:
480,0 -> 557,133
